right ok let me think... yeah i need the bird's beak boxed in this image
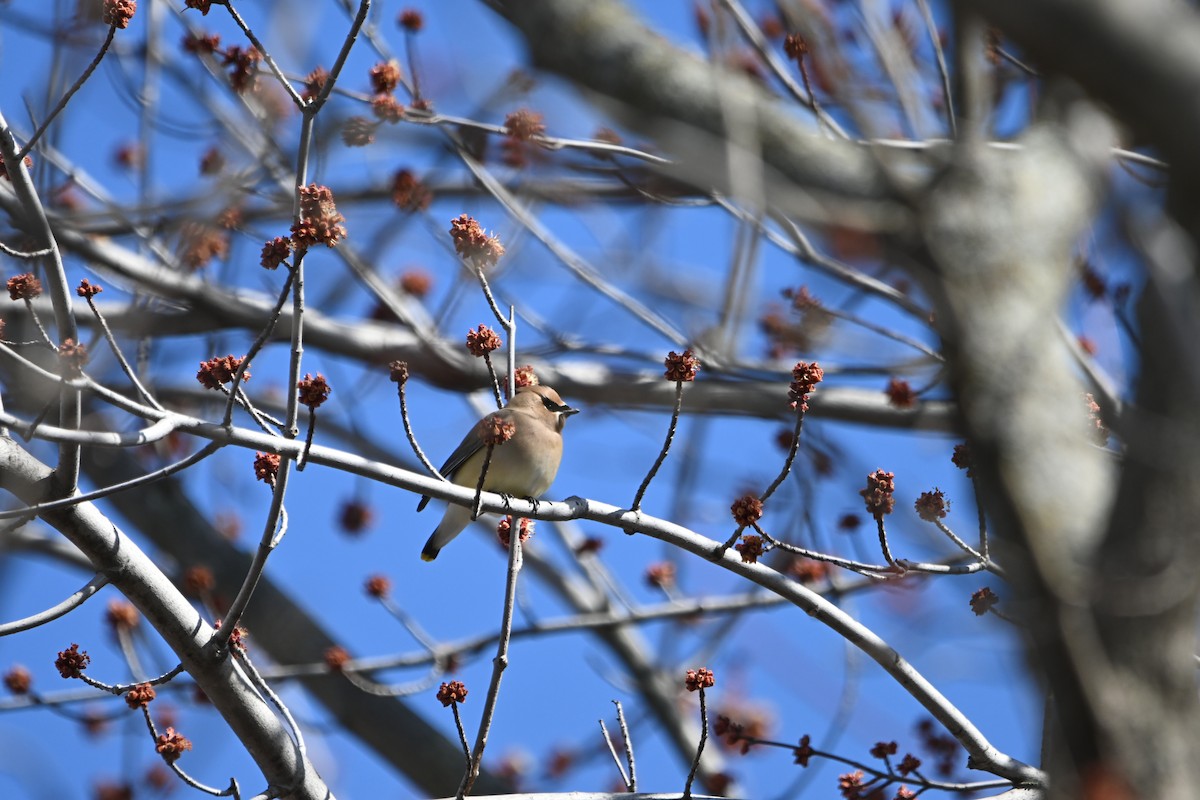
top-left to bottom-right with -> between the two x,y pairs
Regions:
561,405 -> 580,417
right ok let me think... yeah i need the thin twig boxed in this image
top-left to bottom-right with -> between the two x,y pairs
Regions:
15,25 -> 118,163
218,473 -> 293,652
893,558 -> 995,575
21,389 -> 61,445
723,730 -> 1014,793
472,263 -> 510,329
766,210 -> 928,318
396,378 -> 444,479
614,699 -> 637,790
115,625 -> 147,683
914,0 -> 956,137
855,6 -> 923,139
715,0 -> 847,138
233,385 -> 281,436
996,46 -> 1037,77
0,444 -> 220,521
22,297 -> 54,349
0,574 -> 108,636
471,444 -> 496,522
307,0 -> 372,113
875,517 -> 898,569
450,700 -> 471,766
236,648 -> 307,767
269,506 -> 290,549
820,305 -> 942,360
971,474 -> 989,560
715,524 -> 747,557
631,381 -> 685,511
140,705 -> 241,798
0,242 -> 53,258
296,412 -> 317,471
683,685 -> 709,799
220,268 -> 296,427
402,23 -> 422,102
481,352 -> 503,409
458,500 -> 524,797
758,404 -> 806,504
405,111 -> 670,163
756,531 -> 895,579
335,658 -> 445,697
221,2 -> 306,109
932,518 -> 984,562
456,148 -> 688,346
165,765 -> 242,800
599,718 -> 631,790
988,606 -> 1021,626
282,189 -> 312,442
78,663 -> 185,696
84,294 -> 163,410
505,306 -> 516,403
377,594 -> 441,654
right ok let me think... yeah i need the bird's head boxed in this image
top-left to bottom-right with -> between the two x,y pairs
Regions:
513,384 -> 579,430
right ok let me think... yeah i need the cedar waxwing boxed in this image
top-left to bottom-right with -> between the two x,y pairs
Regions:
417,385 -> 579,561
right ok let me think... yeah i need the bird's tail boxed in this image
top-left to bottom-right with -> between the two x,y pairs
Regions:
420,503 -> 471,562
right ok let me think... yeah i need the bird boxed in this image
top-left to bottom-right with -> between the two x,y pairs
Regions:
417,385 -> 579,561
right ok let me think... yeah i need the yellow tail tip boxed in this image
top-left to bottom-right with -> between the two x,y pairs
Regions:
421,550 -> 438,562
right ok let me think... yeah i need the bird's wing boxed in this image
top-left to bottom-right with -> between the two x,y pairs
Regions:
415,413 -> 492,511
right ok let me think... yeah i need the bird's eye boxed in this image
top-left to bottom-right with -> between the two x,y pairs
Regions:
542,397 -> 556,409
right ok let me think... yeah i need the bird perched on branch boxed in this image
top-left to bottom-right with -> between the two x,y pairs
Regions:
417,385 -> 579,561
